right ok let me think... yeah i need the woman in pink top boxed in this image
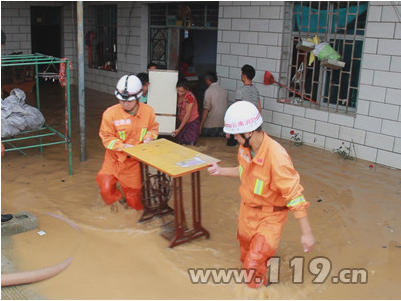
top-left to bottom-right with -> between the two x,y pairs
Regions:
172,79 -> 200,145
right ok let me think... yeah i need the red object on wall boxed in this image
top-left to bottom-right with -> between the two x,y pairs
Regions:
264,71 -> 275,85
263,70 -> 318,104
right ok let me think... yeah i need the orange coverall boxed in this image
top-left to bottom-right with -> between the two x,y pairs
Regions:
236,132 -> 309,288
96,103 -> 159,210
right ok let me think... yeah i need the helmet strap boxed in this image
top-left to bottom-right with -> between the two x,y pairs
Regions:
120,75 -> 130,100
124,75 -> 129,93
117,75 -> 142,101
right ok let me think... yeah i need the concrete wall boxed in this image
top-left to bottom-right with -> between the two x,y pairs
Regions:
356,1 -> 401,169
1,1 -> 149,94
1,1 -> 32,54
83,2 -> 149,95
1,1 -> 78,82
216,1 -> 401,169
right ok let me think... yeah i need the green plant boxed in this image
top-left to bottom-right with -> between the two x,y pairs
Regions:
333,142 -> 354,160
290,130 -> 304,146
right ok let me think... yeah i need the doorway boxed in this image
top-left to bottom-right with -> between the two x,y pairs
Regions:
31,6 -> 62,58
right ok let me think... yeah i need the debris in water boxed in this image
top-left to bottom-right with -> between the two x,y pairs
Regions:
317,199 -> 323,202
385,225 -> 394,233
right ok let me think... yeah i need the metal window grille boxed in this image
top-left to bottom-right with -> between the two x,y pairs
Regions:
282,2 -> 367,114
86,4 -> 117,71
150,2 -> 218,28
149,2 -> 218,68
150,28 -> 169,68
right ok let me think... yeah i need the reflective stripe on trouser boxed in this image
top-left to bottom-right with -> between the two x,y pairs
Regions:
96,154 -> 143,210
237,203 -> 289,288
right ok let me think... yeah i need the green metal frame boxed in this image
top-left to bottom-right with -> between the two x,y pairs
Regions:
1,53 -> 73,175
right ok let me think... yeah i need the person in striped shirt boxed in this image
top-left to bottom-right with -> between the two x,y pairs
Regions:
235,64 -> 262,112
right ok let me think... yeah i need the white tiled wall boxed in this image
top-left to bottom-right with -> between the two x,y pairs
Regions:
365,132 -> 395,151
216,1 -> 401,169
315,122 -> 340,139
358,84 -> 386,102
1,3 -> 31,54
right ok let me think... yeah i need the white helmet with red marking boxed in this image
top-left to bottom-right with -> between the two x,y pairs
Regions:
223,101 -> 263,134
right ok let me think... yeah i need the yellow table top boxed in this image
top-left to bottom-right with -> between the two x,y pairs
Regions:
123,138 -> 220,178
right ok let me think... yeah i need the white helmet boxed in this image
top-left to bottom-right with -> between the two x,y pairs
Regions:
115,74 -> 143,101
223,101 -> 263,134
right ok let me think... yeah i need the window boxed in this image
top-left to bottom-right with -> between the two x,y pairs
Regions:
150,2 -> 218,28
285,2 -> 367,113
149,2 -> 218,69
86,5 -> 117,71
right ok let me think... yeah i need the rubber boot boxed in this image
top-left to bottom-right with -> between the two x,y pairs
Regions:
243,233 -> 270,288
121,186 -> 144,210
96,173 -> 122,205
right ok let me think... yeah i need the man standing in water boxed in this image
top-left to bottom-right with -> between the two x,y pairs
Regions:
208,101 -> 314,288
96,75 -> 159,211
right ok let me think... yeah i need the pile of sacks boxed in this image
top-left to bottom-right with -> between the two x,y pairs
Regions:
1,88 -> 45,138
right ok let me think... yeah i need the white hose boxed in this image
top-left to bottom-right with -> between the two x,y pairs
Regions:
1,212 -> 80,287
1,257 -> 73,286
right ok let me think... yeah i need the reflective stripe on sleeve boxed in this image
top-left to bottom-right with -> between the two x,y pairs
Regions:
107,139 -> 119,150
139,128 -> 147,142
253,178 -> 264,195
118,131 -> 126,140
287,195 -> 306,207
239,165 -> 243,179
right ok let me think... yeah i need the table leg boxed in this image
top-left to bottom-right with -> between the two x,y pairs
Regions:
164,172 -> 210,248
138,163 -> 152,223
191,171 -> 210,238
165,177 -> 186,247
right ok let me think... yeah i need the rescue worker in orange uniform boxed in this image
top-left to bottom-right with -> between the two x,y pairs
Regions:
96,75 -> 159,211
208,101 -> 315,288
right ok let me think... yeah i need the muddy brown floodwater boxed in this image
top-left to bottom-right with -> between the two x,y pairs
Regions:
1,83 -> 400,299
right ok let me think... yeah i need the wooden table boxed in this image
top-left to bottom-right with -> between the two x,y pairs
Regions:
123,138 -> 220,248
